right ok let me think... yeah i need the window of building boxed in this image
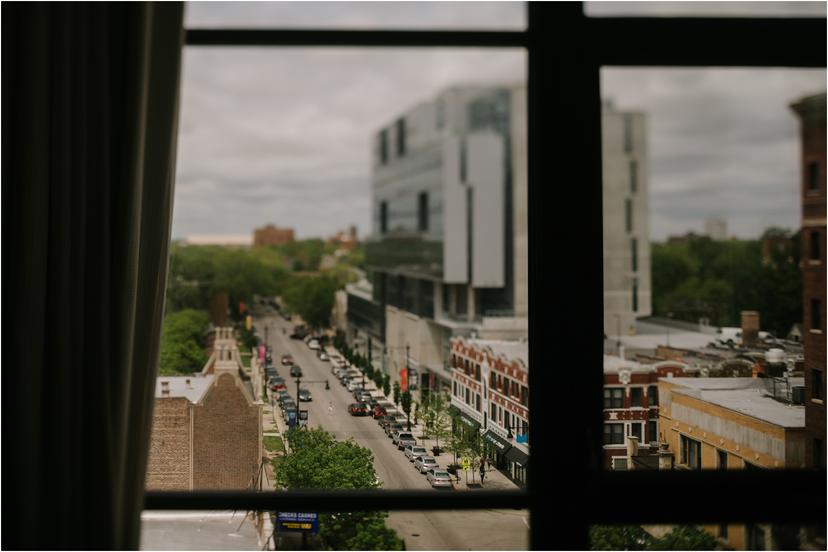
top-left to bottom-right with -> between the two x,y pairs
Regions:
813,369 -> 822,400
625,197 -> 633,232
717,449 -> 728,470
747,523 -> 766,550
632,278 -> 638,312
490,402 -> 497,419
379,128 -> 389,164
465,387 -> 470,405
490,371 -> 497,388
812,298 -> 822,330
613,457 -> 628,471
649,385 -> 658,406
453,381 -> 457,396
647,420 -> 657,443
811,230 -> 821,260
623,113 -> 633,153
417,191 -> 429,232
380,201 -> 388,234
603,388 -> 624,409
681,435 -> 702,469
629,159 -> 637,193
520,385 -> 529,407
603,423 -> 625,445
631,237 -> 638,272
476,393 -> 481,411
396,117 -> 406,156
808,160 -> 820,191
719,524 -> 729,539
630,422 -> 642,441
630,387 -> 642,407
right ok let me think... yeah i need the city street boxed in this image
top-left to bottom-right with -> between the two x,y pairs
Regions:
259,311 -> 529,551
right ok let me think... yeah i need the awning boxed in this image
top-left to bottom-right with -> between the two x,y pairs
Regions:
505,447 -> 530,468
450,406 -> 481,430
482,430 -> 512,455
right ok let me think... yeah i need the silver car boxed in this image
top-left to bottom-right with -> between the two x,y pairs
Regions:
404,445 -> 428,462
414,456 -> 438,473
426,469 -> 453,488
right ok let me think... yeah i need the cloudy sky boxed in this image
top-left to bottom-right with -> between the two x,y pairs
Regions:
173,2 -> 825,242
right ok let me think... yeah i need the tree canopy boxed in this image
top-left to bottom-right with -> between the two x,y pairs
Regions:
589,525 -> 718,551
158,309 -> 210,375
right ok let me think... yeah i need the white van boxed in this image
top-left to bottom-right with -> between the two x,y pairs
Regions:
716,327 -> 742,347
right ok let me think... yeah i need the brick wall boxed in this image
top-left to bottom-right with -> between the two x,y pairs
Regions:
192,373 -> 261,489
146,397 -> 192,490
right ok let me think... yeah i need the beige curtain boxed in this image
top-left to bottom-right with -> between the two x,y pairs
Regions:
3,3 -> 184,548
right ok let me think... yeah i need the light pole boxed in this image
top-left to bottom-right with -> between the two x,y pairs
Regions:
405,344 -> 411,431
614,313 -> 621,355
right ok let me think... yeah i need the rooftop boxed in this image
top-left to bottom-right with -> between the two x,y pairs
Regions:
155,375 -> 214,403
663,377 -> 805,428
466,338 -> 528,367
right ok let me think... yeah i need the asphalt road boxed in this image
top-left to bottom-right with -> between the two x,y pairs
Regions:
260,312 -> 529,551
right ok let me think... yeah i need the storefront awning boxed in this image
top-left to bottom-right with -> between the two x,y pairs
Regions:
450,406 -> 481,430
505,446 -> 530,468
482,430 -> 512,455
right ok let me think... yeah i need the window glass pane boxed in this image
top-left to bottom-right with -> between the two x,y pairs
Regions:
601,68 -> 826,472
185,1 -> 527,30
586,1 -> 826,18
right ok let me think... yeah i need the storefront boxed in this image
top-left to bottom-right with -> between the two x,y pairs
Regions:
482,430 -> 512,471
450,406 -> 481,441
505,446 -> 529,487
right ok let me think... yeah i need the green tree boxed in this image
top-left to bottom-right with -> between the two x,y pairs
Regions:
392,382 -> 401,406
429,394 -> 451,452
648,526 -> 717,550
589,525 -> 651,550
401,391 -> 412,430
158,309 -> 210,375
382,375 -> 391,397
283,274 -> 338,331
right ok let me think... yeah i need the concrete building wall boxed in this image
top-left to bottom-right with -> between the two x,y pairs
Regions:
145,397 -> 192,490
192,373 -> 262,490
603,105 -> 652,337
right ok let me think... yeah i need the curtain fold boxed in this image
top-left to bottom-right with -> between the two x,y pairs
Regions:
2,3 -> 184,549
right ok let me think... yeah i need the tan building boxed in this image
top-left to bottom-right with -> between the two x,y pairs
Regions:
658,377 -> 806,549
146,328 -> 263,490
253,224 -> 295,247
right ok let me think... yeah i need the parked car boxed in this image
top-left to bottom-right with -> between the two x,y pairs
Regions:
426,469 -> 453,488
281,398 -> 296,413
298,388 -> 312,402
392,431 -> 415,448
318,351 -> 330,361
308,339 -> 321,350
348,403 -> 369,416
276,389 -> 290,403
265,367 -> 278,379
281,354 -> 293,365
385,423 -> 404,437
290,365 -> 303,378
404,445 -> 428,462
414,456 -> 439,474
377,414 -> 395,425
347,380 -> 361,392
269,377 -> 287,391
365,397 -> 379,410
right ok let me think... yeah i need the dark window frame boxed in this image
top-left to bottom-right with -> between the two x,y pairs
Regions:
145,7 -> 827,550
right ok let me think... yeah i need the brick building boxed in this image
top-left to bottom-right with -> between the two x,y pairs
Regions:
253,224 -> 295,247
327,226 -> 358,251
146,328 -> 263,490
603,354 -> 692,470
450,337 -> 529,486
790,92 -> 826,469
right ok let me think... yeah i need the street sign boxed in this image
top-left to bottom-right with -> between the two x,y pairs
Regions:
275,512 -> 319,534
299,409 -> 308,427
461,458 -> 471,470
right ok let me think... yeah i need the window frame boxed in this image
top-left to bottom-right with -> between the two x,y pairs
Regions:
144,5 -> 827,550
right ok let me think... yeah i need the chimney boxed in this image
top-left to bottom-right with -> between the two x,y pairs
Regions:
658,441 -> 674,470
161,380 -> 170,397
626,435 -> 639,469
741,310 -> 760,348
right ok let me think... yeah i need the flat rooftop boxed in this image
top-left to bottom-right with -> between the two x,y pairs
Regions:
155,375 -> 214,403
467,338 -> 528,367
663,377 -> 805,428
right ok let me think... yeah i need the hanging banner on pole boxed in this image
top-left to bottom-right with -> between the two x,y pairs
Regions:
399,368 -> 408,392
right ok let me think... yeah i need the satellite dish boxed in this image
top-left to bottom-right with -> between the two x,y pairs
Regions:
619,369 -> 631,384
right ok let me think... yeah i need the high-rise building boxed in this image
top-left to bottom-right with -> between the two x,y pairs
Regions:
603,101 -> 652,338
703,218 -> 728,241
790,92 -> 826,470
356,84 -> 528,392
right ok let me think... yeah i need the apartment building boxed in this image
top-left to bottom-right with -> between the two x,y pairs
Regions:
603,355 -> 693,470
449,337 -> 529,486
790,92 -> 826,470
603,101 -> 652,338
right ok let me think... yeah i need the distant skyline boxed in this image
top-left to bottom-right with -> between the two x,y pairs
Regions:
172,2 -> 825,242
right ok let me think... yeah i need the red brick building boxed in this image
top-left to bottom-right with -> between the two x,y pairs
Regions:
603,355 -> 691,470
450,337 -> 529,486
791,92 -> 826,468
253,224 -> 295,247
146,332 -> 263,490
